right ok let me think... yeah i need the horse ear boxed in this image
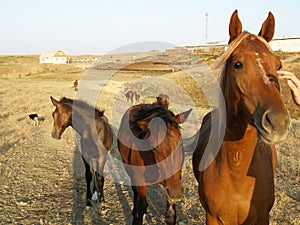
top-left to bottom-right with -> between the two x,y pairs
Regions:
229,10 -> 242,43
51,96 -> 59,106
258,12 -> 275,42
173,108 -> 192,124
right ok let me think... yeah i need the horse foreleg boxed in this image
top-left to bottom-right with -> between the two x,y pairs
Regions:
94,172 -> 105,203
92,157 -> 106,206
165,198 -> 176,225
82,157 -> 93,206
206,212 -> 222,225
132,186 -> 148,225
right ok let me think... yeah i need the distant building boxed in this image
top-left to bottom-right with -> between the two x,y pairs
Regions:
186,37 -> 300,54
185,41 -> 227,54
40,50 -> 68,64
269,37 -> 300,52
164,48 -> 190,55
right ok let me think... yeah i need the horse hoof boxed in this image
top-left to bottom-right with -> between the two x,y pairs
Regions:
86,201 -> 92,207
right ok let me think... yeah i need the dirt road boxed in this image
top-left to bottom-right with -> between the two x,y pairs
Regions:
0,71 -> 299,224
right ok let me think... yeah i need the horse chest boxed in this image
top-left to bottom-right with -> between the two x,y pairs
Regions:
205,178 -> 255,222
201,142 -> 275,223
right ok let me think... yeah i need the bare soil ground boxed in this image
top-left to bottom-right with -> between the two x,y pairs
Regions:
0,53 -> 299,224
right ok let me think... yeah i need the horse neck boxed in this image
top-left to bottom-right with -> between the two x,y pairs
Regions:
221,65 -> 239,117
219,65 -> 259,175
69,107 -> 93,138
220,64 -> 252,123
219,123 -> 258,178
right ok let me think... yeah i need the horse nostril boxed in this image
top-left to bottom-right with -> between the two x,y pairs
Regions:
262,111 -> 273,134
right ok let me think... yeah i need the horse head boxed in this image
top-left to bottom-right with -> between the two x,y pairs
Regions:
50,96 -> 72,139
219,10 -> 290,144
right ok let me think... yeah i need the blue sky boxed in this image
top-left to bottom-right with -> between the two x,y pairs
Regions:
0,0 -> 299,55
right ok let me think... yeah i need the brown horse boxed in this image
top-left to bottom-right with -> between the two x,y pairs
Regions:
124,87 -> 140,103
73,80 -> 78,91
50,96 -> 113,206
192,10 -> 290,224
118,96 -> 192,225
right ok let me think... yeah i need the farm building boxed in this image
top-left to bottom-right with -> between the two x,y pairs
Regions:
186,37 -> 300,54
185,41 -> 227,55
40,50 -> 68,64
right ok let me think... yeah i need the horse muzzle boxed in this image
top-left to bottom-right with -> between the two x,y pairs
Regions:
51,131 -> 61,140
165,185 -> 184,204
256,109 -> 290,144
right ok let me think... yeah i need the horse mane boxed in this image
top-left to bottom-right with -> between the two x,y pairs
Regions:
215,31 -> 271,69
58,97 -> 105,118
129,103 -> 179,139
132,104 -> 178,125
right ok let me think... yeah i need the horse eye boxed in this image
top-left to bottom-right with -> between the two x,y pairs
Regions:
234,61 -> 243,69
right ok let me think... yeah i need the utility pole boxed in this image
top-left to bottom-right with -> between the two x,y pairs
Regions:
205,12 -> 208,44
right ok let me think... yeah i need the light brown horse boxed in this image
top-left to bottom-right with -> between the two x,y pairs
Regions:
192,10 -> 290,224
50,96 -> 113,206
118,96 -> 192,225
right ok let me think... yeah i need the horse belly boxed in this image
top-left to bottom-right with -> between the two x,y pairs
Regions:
118,141 -> 160,185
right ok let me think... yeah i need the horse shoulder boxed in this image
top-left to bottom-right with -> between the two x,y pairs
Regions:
192,112 -> 213,180
95,116 -> 113,150
253,140 -> 277,175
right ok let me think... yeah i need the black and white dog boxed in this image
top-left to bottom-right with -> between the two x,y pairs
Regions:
29,114 -> 43,125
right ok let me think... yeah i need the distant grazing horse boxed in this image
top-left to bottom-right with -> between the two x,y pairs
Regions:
124,87 -> 139,103
73,80 -> 78,91
50,96 -> 113,206
134,91 -> 140,102
192,10 -> 290,224
118,95 -> 192,225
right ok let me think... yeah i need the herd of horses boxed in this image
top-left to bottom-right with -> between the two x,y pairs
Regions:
51,11 -> 290,225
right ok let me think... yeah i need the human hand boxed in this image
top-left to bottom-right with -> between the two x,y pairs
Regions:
278,70 -> 300,106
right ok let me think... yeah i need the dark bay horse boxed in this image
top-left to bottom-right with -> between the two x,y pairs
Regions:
73,80 -> 78,91
192,10 -> 290,224
118,95 -> 192,225
124,87 -> 140,103
50,96 -> 113,206
134,91 -> 140,102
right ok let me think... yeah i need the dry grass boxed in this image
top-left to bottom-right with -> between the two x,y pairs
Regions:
0,55 -> 85,80
275,52 -> 300,119
0,52 -> 299,224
